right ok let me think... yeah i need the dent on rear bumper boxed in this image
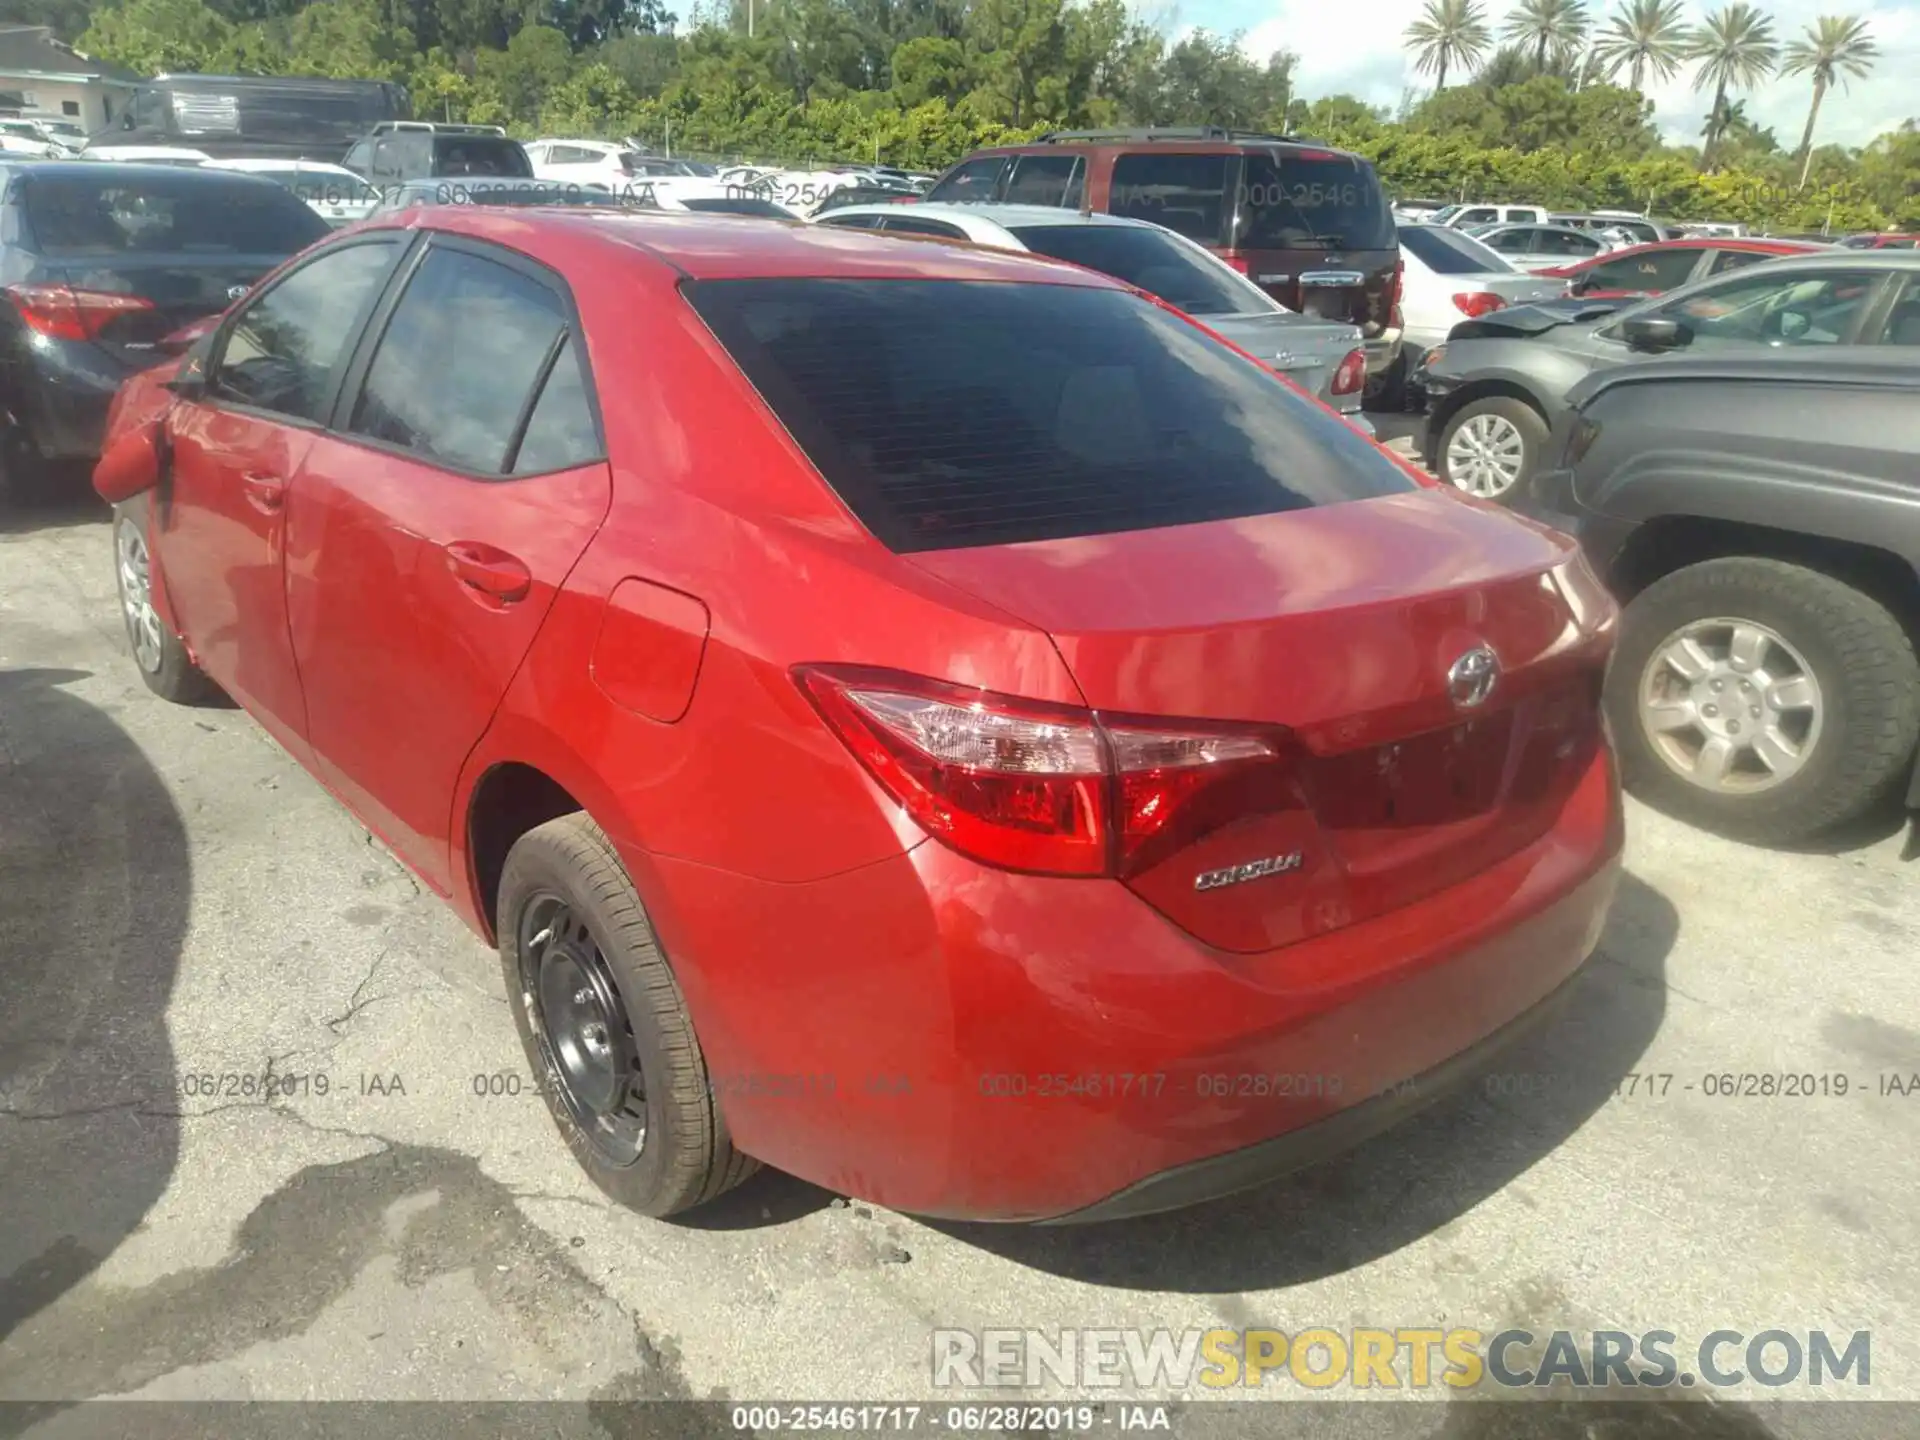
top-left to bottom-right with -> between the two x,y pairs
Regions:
644,746 -> 1623,1221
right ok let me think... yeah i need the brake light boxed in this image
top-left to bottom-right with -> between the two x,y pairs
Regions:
1330,347 -> 1366,396
7,282 -> 154,340
1391,256 -> 1405,309
1452,291 -> 1507,317
1221,253 -> 1251,275
796,665 -> 1287,878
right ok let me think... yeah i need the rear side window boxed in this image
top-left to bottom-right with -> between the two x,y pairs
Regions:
1401,225 -> 1512,275
511,336 -> 602,474
684,277 -> 1412,553
348,247 -> 570,473
1237,151 -> 1393,251
1007,224 -> 1263,317
432,136 -> 533,178
1109,154 -> 1229,245
24,176 -> 328,255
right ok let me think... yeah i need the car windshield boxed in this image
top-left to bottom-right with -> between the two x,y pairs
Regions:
1006,224 -> 1269,318
23,174 -> 328,254
1402,224 -> 1515,275
1235,151 -> 1395,251
683,277 -> 1412,553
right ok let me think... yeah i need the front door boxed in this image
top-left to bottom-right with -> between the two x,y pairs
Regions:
155,234 -> 406,758
283,238 -> 613,891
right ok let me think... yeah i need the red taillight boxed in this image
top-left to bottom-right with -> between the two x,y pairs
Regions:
1452,291 -> 1507,317
1330,347 -> 1366,396
7,282 -> 154,340
1221,253 -> 1251,275
796,665 -> 1286,878
1391,256 -> 1405,309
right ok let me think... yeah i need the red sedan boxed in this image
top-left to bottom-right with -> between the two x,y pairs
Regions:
96,207 -> 1623,1222
1539,237 -> 1826,299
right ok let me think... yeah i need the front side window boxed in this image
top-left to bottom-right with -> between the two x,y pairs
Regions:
1653,269 -> 1885,348
1535,229 -> 1602,257
212,240 -> 398,421
347,246 -> 570,473
1109,153 -> 1230,246
683,277 -> 1413,553
1587,248 -> 1701,291
1002,155 -> 1082,208
1484,228 -> 1534,254
925,155 -> 1009,205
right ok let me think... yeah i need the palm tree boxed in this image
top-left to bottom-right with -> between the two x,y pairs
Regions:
1685,2 -> 1778,168
1502,0 -> 1589,71
1406,0 -> 1494,91
1595,0 -> 1689,91
1783,15 -> 1878,188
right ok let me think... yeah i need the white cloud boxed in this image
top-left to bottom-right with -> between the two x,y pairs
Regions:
1203,0 -> 1920,147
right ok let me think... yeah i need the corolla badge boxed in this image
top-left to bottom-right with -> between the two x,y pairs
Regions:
1194,851 -> 1304,891
1447,645 -> 1502,709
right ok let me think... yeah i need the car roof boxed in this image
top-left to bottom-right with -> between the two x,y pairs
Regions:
816,202 -> 1150,229
360,206 -> 1134,286
1694,248 -> 1920,272
2,159 -> 278,186
206,158 -> 359,173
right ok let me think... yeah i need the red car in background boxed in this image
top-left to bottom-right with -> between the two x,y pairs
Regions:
1839,232 -> 1920,250
95,208 -> 1622,1223
1538,238 -> 1825,300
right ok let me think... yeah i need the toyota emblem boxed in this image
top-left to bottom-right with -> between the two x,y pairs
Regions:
1446,645 -> 1501,709
227,284 -> 250,301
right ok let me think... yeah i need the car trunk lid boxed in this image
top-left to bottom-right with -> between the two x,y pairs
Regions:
1204,311 -> 1360,400
904,490 -> 1609,952
18,256 -> 281,368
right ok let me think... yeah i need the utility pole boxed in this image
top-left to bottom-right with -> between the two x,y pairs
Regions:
748,0 -> 754,37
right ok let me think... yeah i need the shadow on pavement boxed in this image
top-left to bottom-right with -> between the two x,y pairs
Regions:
0,666 -> 187,1355
931,870 -> 1677,1292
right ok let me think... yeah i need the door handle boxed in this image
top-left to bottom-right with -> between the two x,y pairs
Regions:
240,471 -> 284,513
444,541 -> 532,602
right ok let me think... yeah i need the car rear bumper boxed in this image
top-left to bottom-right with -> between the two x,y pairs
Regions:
636,743 -> 1623,1222
7,343 -> 130,461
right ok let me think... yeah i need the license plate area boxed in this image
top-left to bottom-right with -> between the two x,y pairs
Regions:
1307,712 -> 1514,831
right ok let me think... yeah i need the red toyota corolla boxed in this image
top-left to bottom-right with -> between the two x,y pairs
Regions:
96,207 -> 1622,1223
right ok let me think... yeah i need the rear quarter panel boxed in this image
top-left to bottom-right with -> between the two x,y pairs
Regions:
1570,375 -> 1920,571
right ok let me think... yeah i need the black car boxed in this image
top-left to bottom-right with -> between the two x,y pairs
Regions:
0,161 -> 329,504
1516,350 -> 1920,846
342,123 -> 534,187
93,73 -> 410,163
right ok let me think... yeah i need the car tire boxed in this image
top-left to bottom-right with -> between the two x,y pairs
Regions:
1435,395 -> 1547,503
114,509 -> 215,704
498,812 -> 758,1216
1605,557 -> 1920,845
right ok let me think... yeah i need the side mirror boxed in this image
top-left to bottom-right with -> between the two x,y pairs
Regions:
1568,273 -> 1592,296
93,421 -> 164,504
1620,315 -> 1691,352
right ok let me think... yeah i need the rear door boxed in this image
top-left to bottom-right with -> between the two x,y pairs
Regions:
284,235 -> 612,892
1223,149 -> 1398,340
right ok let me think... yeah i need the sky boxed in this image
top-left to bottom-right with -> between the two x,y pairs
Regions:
1175,0 -> 1919,149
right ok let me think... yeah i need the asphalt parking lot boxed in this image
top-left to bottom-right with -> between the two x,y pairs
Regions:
3,483 -> 1919,1433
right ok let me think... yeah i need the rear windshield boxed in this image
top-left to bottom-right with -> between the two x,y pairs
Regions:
432,136 -> 533,177
1006,224 -> 1266,317
24,175 -> 329,255
1401,224 -> 1514,275
684,277 -> 1412,553
247,168 -> 381,204
1236,151 -> 1394,251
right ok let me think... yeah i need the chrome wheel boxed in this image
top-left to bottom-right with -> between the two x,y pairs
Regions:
1445,413 -> 1527,497
517,892 -> 647,1166
116,520 -> 166,674
1637,617 -> 1823,795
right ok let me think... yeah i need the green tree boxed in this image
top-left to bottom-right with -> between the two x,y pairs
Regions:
1501,0 -> 1586,72
1405,0 -> 1493,92
79,0 -> 233,73
1781,15 -> 1878,189
965,0 -> 1068,126
287,0 -> 413,79
474,23 -> 573,119
888,35 -> 972,106
1685,2 -> 1778,170
1594,0 -> 1687,91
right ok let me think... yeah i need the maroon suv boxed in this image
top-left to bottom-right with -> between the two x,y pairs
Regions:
925,126 -> 1403,376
